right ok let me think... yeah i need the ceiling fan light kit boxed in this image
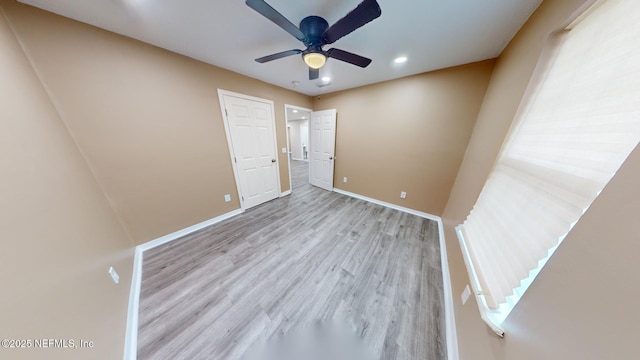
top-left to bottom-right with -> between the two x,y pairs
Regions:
246,0 -> 382,80
303,52 -> 326,69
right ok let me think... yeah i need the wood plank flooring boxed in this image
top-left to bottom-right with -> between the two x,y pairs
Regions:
137,160 -> 446,360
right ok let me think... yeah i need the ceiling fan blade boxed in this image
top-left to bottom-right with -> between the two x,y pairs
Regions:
327,48 -> 372,68
246,0 -> 306,42
255,49 -> 303,63
323,0 -> 382,44
309,68 -> 319,80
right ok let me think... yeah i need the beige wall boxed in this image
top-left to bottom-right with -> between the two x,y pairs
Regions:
442,0 -> 640,359
313,60 -> 495,215
2,0 -> 312,245
0,4 -> 133,359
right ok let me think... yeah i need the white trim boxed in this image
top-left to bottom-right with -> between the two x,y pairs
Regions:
123,246 -> 143,360
280,189 -> 292,197
455,225 -> 505,337
333,188 -> 459,360
123,208 -> 243,359
218,89 -> 282,211
137,209 -> 243,252
333,188 -> 441,222
439,220 -> 459,360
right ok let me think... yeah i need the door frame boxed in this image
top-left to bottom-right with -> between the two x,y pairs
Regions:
284,104 -> 313,193
218,89 -> 282,211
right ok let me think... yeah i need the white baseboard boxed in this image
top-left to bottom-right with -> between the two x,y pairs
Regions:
332,188 -> 458,360
137,209 -> 243,253
123,208 -> 243,360
332,188 -> 441,222
123,247 -> 143,360
439,221 -> 459,360
280,189 -> 292,197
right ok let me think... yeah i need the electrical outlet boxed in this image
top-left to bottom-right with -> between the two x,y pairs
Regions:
461,284 -> 471,305
281,147 -> 287,153
400,191 -> 407,199
343,177 -> 348,183
224,194 -> 231,202
108,266 -> 119,284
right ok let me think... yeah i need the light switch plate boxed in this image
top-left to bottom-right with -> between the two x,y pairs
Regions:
224,194 -> 231,202
461,284 -> 471,305
343,177 -> 348,183
281,147 -> 287,153
400,191 -> 407,199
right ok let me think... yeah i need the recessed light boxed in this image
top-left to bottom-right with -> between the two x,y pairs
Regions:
321,76 -> 331,82
293,109 -> 298,113
302,116 -> 306,119
394,56 -> 408,64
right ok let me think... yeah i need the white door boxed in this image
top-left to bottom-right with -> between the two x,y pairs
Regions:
309,109 -> 337,191
223,94 -> 280,209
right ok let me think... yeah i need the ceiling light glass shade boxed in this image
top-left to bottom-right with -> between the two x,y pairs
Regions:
303,52 -> 326,69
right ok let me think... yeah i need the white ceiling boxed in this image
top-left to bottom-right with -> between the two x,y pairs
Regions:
19,0 -> 542,96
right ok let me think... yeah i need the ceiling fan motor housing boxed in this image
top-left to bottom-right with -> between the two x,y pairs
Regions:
300,16 -> 329,47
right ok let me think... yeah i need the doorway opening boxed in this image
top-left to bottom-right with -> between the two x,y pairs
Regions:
286,107 -> 311,161
285,105 -> 312,190
285,105 -> 337,194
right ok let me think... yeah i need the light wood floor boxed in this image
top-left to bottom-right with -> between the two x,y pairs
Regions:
137,160 -> 446,360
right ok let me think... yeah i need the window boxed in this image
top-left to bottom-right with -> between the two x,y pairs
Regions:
457,0 -> 640,335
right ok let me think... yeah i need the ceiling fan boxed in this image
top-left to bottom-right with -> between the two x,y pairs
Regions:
246,0 -> 382,80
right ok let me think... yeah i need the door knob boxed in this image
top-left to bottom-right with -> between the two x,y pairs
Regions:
271,159 -> 276,163
329,156 -> 333,160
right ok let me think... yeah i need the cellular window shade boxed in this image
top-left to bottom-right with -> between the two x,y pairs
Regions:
460,0 -> 640,311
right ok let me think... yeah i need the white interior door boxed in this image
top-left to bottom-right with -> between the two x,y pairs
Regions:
223,94 -> 280,209
309,109 -> 337,191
